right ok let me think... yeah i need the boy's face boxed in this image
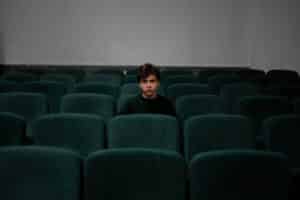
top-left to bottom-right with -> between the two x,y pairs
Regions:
139,74 -> 160,99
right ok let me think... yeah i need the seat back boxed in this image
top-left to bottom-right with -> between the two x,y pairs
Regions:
184,114 -> 255,160
190,150 -> 290,200
61,93 -> 115,122
0,92 -> 47,123
108,114 -> 180,152
85,149 -> 186,200
0,146 -> 81,200
0,112 -> 26,146
29,113 -> 105,156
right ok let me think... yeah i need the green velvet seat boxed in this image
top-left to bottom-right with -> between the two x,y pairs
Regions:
0,80 -> 19,93
190,150 -> 290,200
266,69 -> 299,86
73,82 -> 119,98
263,114 -> 300,169
175,94 -> 224,122
84,149 -> 186,200
0,112 -> 26,146
108,114 -> 180,152
0,146 -> 81,200
292,98 -> 300,114
1,72 -> 38,82
236,95 -> 292,138
220,83 -> 260,113
164,75 -> 199,88
40,73 -> 76,92
61,93 -> 115,122
167,83 -> 213,102
184,114 -> 255,160
208,74 -> 241,94
84,73 -> 123,86
117,94 -> 136,114
0,92 -> 47,123
29,113 -> 105,156
19,81 -> 67,113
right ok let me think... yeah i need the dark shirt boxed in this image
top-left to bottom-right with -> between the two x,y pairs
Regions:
119,94 -> 176,116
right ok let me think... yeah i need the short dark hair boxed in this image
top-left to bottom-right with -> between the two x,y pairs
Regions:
137,63 -> 160,82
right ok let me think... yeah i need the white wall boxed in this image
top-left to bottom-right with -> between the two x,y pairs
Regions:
1,0 -> 300,71
246,0 -> 300,71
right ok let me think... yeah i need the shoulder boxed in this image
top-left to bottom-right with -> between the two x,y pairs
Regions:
157,95 -> 176,116
157,95 -> 172,104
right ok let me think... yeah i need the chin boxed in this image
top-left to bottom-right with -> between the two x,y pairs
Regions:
144,92 -> 156,98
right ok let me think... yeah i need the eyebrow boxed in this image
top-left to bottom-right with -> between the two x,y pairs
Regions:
142,78 -> 156,81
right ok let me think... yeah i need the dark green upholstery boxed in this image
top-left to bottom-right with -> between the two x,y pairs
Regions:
0,146 -> 81,200
160,70 -> 193,82
108,114 -> 180,151
0,92 -> 47,123
84,73 -> 123,86
266,69 -> 299,86
235,69 -> 266,82
184,114 -> 255,160
51,69 -> 85,82
123,74 -> 137,84
125,68 -> 138,75
120,83 -> 140,95
61,93 -> 115,122
198,69 -> 234,83
293,98 -> 300,113
0,112 -> 26,146
29,113 -> 105,156
175,94 -> 224,122
73,82 -> 119,98
190,150 -> 290,200
1,72 -> 38,82
0,80 -> 19,93
164,75 -> 198,88
237,95 -> 292,137
263,85 -> 300,101
167,83 -> 213,102
19,81 -> 67,113
220,83 -> 260,113
263,114 -> 300,169
117,94 -> 136,113
84,149 -> 186,200
208,74 -> 241,94
40,74 -> 76,92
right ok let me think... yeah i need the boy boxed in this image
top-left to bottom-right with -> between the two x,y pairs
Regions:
119,63 -> 176,116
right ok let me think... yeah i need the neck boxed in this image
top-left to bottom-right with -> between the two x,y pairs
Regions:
142,93 -> 158,99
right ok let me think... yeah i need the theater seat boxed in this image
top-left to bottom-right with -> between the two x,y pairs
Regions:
108,114 -> 180,152
84,149 -> 186,200
29,113 -> 105,156
190,150 -> 290,200
0,146 -> 81,200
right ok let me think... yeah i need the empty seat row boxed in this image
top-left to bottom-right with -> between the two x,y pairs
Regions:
2,112 -> 300,165
2,68 -> 299,87
0,147 -> 291,200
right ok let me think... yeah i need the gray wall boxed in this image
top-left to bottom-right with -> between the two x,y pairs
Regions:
1,0 -> 300,71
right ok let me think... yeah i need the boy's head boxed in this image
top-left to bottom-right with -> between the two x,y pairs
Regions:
137,63 -> 160,99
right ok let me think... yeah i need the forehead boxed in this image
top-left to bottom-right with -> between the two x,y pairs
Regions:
141,74 -> 158,81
